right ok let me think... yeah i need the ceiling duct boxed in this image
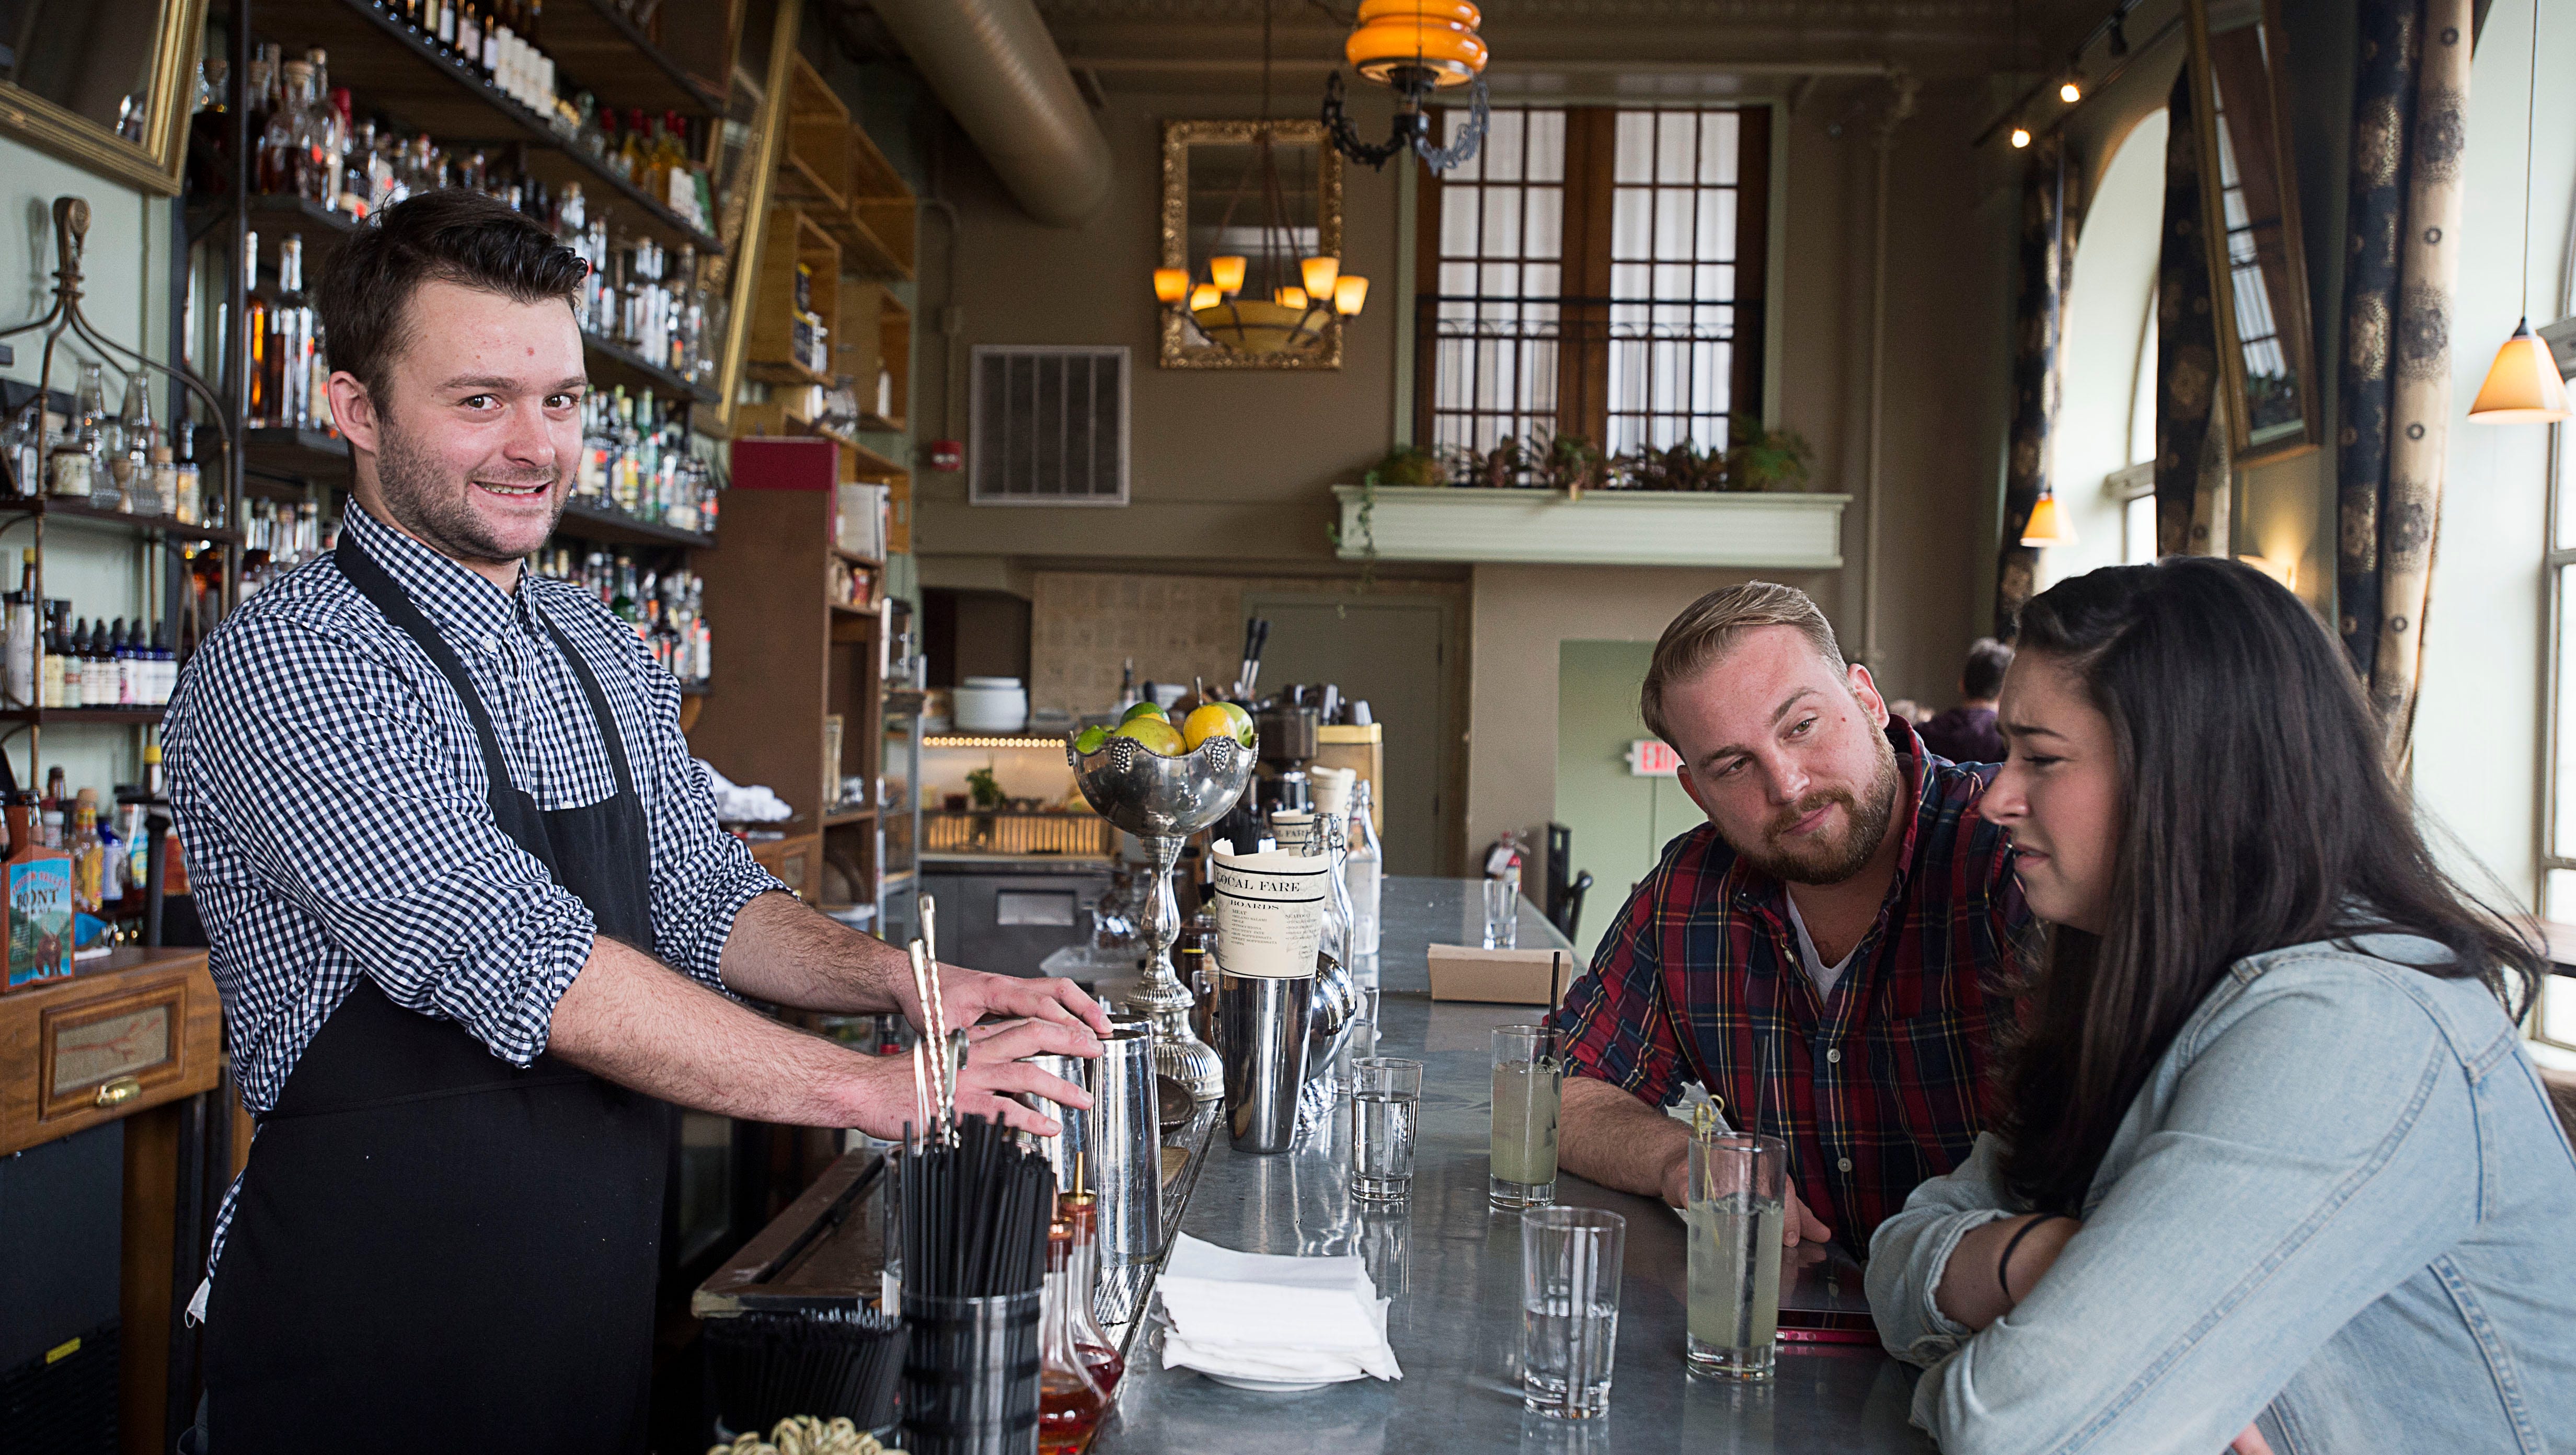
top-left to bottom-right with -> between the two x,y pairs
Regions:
869,0 -> 1114,226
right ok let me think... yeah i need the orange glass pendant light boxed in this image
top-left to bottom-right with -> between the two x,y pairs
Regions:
1323,0 -> 1492,174
1153,268 -> 1190,304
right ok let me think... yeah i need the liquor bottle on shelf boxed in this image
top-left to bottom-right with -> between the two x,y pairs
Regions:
267,236 -> 316,432
109,373 -> 154,514
48,362 -> 106,500
459,2 -> 485,78
4,400 -> 42,500
243,235 -> 273,428
3,551 -> 33,709
66,791 -> 104,915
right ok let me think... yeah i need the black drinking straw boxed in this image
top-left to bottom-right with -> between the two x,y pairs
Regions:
900,1113 -> 1054,1301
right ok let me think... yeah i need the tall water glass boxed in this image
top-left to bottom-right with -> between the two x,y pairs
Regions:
1482,877 -> 1520,949
1519,1207 -> 1625,1418
1489,1025 -> 1561,1208
1684,1132 -> 1786,1379
1348,1057 -> 1423,1202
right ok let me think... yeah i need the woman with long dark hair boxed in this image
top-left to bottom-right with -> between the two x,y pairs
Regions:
1867,558 -> 2576,1453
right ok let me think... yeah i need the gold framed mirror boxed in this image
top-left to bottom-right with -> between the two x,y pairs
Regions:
2185,0 -> 2320,463
1160,119 -> 1345,371
0,0 -> 208,195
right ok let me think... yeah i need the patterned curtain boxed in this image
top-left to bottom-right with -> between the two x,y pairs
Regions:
2336,0 -> 2473,767
1995,133 -> 2069,640
2155,67 -> 2223,558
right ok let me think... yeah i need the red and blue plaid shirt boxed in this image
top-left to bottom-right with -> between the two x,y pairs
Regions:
1550,722 -> 2031,1246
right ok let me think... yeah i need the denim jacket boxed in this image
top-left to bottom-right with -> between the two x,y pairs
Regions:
1867,934 -> 2576,1454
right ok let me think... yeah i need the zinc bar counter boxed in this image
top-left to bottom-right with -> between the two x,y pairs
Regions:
1089,876 -> 1931,1455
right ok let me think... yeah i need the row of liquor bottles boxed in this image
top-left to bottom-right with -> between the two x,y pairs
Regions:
533,547 -> 712,686
3,558 -> 183,711
9,768 -> 174,923
3,364 -> 216,525
573,389 -> 719,535
226,37 -> 715,233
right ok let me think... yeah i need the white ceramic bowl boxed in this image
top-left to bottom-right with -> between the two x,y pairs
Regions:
952,676 -> 1029,733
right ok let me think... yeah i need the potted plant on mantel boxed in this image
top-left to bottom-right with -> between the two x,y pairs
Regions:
1328,419 -> 1843,571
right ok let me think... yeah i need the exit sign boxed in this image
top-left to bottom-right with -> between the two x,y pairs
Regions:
1626,740 -> 1681,777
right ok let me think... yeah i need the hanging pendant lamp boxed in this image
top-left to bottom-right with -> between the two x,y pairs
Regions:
1321,0 -> 1491,172
2020,485 -> 2075,547
2470,0 -> 2571,424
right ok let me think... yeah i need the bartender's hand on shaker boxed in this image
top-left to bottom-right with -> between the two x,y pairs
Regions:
899,963 -> 1114,1139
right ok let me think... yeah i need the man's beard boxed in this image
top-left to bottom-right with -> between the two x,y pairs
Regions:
1728,732 -> 1903,886
373,412 -> 564,565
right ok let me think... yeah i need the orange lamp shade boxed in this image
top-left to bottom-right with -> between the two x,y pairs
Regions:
2468,320 -> 2573,423
1209,255 -> 1248,294
1153,268 -> 1190,304
1276,286 -> 1310,309
1302,256 -> 1342,296
1347,0 -> 1487,86
1334,275 -> 1370,316
2019,490 -> 2074,547
1189,284 -> 1222,312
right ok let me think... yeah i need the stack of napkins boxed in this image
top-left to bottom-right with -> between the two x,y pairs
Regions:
1154,1234 -> 1403,1385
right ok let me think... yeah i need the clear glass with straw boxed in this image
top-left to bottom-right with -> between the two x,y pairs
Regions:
1490,1025 -> 1562,1207
1684,1102 -> 1786,1380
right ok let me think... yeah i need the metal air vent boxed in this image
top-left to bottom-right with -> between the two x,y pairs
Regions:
970,345 -> 1130,505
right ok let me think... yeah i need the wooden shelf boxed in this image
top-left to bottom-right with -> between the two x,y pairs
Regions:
0,707 -> 165,725
556,500 -> 714,549
747,207 -> 841,388
584,332 -> 720,406
808,425 -> 907,481
543,0 -> 727,116
254,0 -> 724,257
831,545 -> 884,569
828,600 -> 874,617
843,119 -> 918,280
744,359 -> 834,388
823,805 -> 876,827
0,497 -> 246,546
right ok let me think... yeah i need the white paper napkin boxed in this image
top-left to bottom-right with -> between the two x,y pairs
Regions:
1155,1234 -> 1403,1383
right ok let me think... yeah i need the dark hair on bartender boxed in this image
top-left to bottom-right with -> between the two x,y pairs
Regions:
1996,558 -> 2540,1216
314,189 -> 588,407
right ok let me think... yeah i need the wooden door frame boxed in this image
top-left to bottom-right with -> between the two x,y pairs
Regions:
1240,591 -> 1468,878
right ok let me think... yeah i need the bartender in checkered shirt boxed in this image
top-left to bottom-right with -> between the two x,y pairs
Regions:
161,190 -> 1107,1454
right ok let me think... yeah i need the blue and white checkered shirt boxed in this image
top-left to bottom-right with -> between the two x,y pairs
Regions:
165,503 -> 781,1280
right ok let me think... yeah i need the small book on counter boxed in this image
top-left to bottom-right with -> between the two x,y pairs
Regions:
1425,943 -> 1567,1004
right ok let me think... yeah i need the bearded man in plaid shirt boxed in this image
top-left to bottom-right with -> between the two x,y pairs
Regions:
1551,583 -> 2032,1254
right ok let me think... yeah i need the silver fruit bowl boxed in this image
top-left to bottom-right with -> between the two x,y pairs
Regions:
1066,729 -> 1258,1100
1067,731 -> 1257,838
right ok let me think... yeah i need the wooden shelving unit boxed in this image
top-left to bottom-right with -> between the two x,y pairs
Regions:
689,441 -> 891,920
746,207 -> 841,387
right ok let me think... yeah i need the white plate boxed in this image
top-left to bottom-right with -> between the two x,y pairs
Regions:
1198,1370 -> 1354,1394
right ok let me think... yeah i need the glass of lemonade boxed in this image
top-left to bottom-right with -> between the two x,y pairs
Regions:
1684,1131 -> 1787,1379
1490,1024 -> 1562,1208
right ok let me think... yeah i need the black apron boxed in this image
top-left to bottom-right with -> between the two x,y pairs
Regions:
201,533 -> 667,1453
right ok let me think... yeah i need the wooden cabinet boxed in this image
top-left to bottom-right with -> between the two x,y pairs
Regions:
691,443 -> 888,927
749,832 -> 823,899
2,949 -> 220,1158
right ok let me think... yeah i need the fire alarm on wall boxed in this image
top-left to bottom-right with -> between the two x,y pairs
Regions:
927,440 -> 964,471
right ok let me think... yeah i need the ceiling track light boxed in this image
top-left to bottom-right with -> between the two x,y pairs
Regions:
2058,75 -> 2083,103
2010,124 -> 2033,148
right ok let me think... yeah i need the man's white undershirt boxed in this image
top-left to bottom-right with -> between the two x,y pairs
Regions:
1782,892 -> 1858,998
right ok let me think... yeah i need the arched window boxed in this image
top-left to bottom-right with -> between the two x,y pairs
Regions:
2045,109 -> 2169,586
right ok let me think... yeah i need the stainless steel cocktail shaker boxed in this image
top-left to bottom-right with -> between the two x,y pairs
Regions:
1219,967 -> 1315,1153
1022,1051 -> 1096,1196
1091,1020 -> 1162,1267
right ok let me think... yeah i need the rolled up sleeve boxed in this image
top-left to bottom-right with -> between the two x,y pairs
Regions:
1550,872 -> 1686,1107
1866,1131 -> 2019,1365
170,614 -> 594,1066
631,660 -> 783,986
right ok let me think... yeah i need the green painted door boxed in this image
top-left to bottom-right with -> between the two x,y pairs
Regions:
1555,640 -> 1700,964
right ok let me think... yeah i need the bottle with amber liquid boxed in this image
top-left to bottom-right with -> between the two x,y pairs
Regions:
1037,1200 -> 1110,1454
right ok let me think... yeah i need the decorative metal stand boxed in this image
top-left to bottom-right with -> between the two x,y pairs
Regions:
1067,732 -> 1257,1101
1,197 -> 233,461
